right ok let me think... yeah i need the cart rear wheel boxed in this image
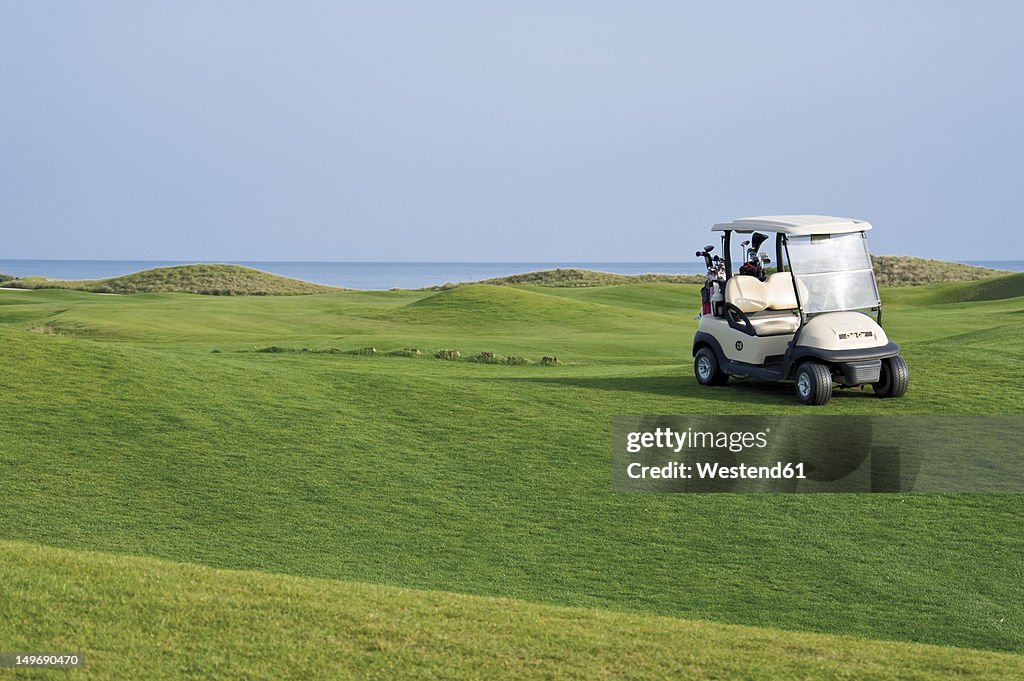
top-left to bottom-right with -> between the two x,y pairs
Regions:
694,347 -> 729,386
795,362 -> 833,405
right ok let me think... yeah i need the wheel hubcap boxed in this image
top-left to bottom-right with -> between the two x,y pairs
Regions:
698,357 -> 712,380
797,373 -> 811,397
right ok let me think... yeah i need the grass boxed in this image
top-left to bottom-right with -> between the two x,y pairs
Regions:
1,264 -> 340,295
468,267 -> 706,287
881,271 -> 1024,305
449,256 -> 1005,288
2,540 -> 1021,680
0,273 -> 1022,676
0,257 -> 1005,296
871,255 -> 1009,288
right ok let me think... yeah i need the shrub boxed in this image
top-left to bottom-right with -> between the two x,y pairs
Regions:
501,356 -> 530,365
541,356 -> 559,366
435,348 -> 461,360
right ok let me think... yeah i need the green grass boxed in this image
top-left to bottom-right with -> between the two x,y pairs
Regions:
2,264 -> 340,295
0,274 -> 1022,676
2,540 -> 1021,681
881,272 -> 1024,305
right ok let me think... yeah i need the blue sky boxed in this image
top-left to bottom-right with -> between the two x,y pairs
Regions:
2,2 -> 1022,261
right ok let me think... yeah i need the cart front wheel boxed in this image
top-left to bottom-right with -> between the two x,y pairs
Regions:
795,362 -> 833,405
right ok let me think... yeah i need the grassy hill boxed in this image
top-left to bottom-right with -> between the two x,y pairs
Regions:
881,271 -> 1024,305
2,264 -> 340,296
871,256 -> 1008,287
468,268 -> 705,287
3,540 -> 1021,680
0,274 -> 1022,676
0,257 -> 1008,296
446,256 -> 1005,289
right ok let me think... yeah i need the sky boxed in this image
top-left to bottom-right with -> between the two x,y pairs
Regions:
1,2 -> 1022,261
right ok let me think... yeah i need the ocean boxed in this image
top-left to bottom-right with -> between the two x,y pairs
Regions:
0,259 -> 1021,291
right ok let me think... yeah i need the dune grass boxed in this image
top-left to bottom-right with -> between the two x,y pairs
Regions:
0,274 -> 1022,676
2,540 -> 1021,680
468,267 -> 705,287
2,264 -> 340,296
871,255 -> 1009,288
0,256 -> 1005,297
452,256 -> 1004,289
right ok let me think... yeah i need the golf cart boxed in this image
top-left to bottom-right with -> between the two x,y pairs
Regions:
692,215 -> 908,405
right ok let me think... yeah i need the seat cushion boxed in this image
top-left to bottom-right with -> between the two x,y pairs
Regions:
748,313 -> 801,336
764,272 -> 799,311
725,275 -> 768,313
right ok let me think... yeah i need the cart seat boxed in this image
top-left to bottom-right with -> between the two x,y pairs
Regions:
725,274 -> 801,336
747,313 -> 800,335
765,272 -> 800,310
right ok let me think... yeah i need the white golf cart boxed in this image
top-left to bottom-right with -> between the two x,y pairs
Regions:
692,215 -> 908,405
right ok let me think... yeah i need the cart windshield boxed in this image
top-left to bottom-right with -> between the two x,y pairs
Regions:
786,232 -> 880,314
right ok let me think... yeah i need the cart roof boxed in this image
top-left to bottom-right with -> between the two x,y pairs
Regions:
711,215 -> 871,235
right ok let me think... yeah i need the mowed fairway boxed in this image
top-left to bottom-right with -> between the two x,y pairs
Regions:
3,541 -> 1022,681
1,275 -> 1023,676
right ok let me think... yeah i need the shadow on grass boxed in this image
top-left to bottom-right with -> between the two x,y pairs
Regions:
502,374 -> 878,404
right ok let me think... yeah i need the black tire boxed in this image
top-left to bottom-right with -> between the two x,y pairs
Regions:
795,362 -> 833,405
694,347 -> 729,386
874,354 -> 909,398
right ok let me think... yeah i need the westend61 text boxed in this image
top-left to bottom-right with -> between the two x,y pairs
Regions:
627,461 -> 806,480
